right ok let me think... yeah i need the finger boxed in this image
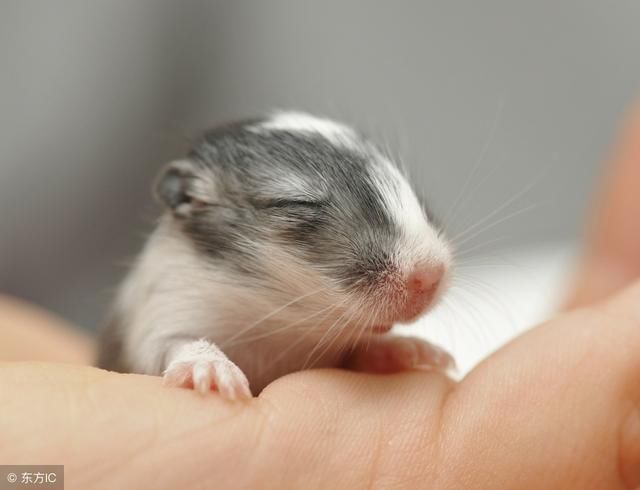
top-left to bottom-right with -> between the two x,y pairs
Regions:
0,363 -> 261,489
443,280 -> 640,489
567,101 -> 640,307
0,362 -> 452,489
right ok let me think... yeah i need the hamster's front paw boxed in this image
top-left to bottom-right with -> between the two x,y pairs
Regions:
345,336 -> 456,376
163,339 -> 252,401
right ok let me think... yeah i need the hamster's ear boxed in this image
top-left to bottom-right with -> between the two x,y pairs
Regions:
154,160 -> 207,217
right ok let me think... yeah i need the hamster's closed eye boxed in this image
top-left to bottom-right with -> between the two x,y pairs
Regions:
261,198 -> 325,209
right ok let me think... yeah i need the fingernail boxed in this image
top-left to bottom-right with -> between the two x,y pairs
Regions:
619,407 -> 640,489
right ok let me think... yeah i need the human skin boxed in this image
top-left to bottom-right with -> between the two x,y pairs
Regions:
1,104 -> 640,489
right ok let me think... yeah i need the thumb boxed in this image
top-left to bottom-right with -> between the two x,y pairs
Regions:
443,280 -> 640,489
567,101 -> 640,308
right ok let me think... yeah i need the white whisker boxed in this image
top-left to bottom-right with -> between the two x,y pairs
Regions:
445,97 -> 506,225
222,286 -> 329,346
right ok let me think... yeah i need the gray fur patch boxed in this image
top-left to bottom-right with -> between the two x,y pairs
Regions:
157,116 -> 408,292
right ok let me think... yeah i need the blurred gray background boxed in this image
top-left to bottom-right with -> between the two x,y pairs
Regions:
1,0 -> 638,330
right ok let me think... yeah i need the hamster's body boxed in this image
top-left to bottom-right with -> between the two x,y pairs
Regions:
97,112 -> 453,399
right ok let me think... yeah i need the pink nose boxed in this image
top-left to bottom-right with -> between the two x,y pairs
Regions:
401,264 -> 445,320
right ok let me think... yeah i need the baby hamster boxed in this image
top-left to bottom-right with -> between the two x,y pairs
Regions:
96,111 -> 454,400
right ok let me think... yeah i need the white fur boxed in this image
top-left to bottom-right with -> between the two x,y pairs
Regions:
371,151 -> 452,276
115,217 -> 354,394
255,110 -> 359,148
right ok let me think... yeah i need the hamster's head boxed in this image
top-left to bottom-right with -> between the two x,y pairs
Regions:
156,112 -> 451,332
